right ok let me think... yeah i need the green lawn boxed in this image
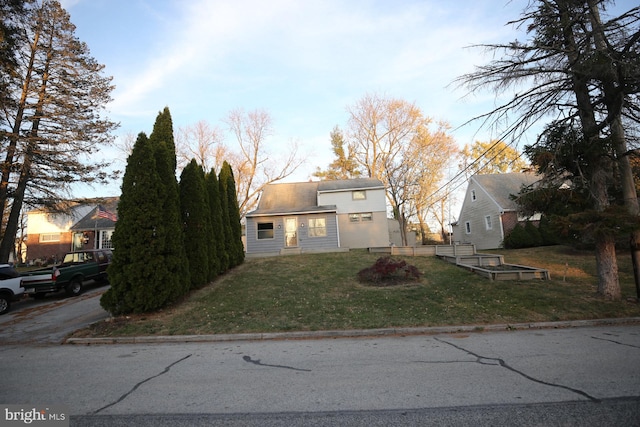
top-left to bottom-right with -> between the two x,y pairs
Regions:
77,246 -> 640,338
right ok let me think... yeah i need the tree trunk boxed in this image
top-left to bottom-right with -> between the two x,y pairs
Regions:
0,25 -> 52,263
588,1 -> 640,297
631,232 -> 640,299
595,234 -> 620,300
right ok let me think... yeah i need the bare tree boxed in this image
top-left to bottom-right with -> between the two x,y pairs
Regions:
176,120 -> 228,172
225,108 -> 305,218
346,93 -> 457,245
410,122 -> 458,244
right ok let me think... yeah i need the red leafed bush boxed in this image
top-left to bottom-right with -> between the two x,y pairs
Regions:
357,256 -> 422,286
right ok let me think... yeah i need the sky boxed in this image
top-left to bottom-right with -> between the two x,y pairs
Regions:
58,0 -> 635,201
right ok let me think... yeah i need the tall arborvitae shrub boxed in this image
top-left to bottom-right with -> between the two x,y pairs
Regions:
101,133 -> 177,314
219,161 -> 244,267
206,169 -> 225,276
148,107 -> 191,300
179,160 -> 210,289
218,164 -> 233,268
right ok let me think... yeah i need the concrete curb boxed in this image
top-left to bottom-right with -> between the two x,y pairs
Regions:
65,317 -> 640,345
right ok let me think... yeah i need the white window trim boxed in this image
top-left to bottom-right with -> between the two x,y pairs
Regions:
485,215 -> 492,230
40,233 -> 61,243
349,212 -> 373,223
308,217 -> 327,238
352,190 -> 366,200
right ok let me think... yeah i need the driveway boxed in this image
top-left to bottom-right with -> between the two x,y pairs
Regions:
0,284 -> 109,345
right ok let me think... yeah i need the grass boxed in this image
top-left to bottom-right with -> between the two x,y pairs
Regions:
75,246 -> 640,338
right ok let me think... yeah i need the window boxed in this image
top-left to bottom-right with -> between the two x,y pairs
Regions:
40,233 -> 60,243
257,222 -> 274,239
471,189 -> 477,201
465,221 -> 471,234
101,230 -> 114,249
349,213 -> 373,222
485,215 -> 492,230
308,218 -> 327,237
352,190 -> 366,200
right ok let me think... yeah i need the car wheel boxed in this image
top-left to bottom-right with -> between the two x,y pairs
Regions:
65,278 -> 83,297
0,293 -> 10,315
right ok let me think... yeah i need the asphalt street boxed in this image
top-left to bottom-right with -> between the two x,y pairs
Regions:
2,324 -> 640,425
1,290 -> 639,426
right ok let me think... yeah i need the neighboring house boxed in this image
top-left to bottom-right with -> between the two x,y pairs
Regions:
245,178 -> 390,255
452,173 -> 540,250
26,197 -> 118,263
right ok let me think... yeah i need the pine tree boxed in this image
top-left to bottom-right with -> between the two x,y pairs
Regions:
0,0 -> 118,262
205,168 -> 224,276
179,159 -> 209,289
148,107 -> 191,299
219,161 -> 244,267
101,133 -> 176,314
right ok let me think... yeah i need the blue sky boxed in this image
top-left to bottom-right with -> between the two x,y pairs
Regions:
59,0 -> 626,198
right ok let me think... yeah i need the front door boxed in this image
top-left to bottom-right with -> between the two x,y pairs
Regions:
285,218 -> 298,247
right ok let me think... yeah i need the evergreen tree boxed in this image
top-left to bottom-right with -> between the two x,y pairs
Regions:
503,224 -> 531,249
148,107 -> 191,299
179,159 -> 209,289
219,161 -> 244,267
525,221 -> 543,247
539,215 -> 560,246
150,106 -> 177,171
205,168 -> 225,276
0,0 -> 118,262
218,163 -> 232,269
101,133 -> 177,314
313,126 -> 361,180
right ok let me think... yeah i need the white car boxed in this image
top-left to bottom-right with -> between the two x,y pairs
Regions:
0,264 -> 24,315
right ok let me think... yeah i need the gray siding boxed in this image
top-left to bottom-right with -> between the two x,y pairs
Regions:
246,214 -> 339,254
453,179 -> 504,250
337,211 -> 389,248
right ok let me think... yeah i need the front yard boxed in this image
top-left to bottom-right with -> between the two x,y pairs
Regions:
74,246 -> 640,338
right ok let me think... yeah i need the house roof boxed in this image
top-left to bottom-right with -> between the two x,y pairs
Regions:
70,197 -> 119,230
247,182 -> 335,216
317,178 -> 384,193
472,173 -> 540,211
246,178 -> 383,217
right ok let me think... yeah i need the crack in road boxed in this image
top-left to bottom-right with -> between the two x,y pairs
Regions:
91,354 -> 193,415
242,355 -> 312,372
592,335 -> 640,349
434,337 -> 600,402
